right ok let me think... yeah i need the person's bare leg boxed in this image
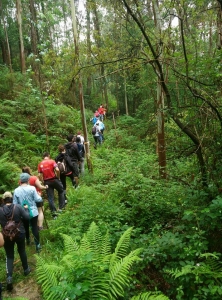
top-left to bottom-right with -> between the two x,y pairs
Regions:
74,177 -> 79,187
37,206 -> 44,229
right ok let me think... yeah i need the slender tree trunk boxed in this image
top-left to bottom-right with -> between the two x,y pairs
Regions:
153,0 -> 166,179
70,0 -> 93,173
29,0 -> 40,80
86,0 -> 92,98
92,1 -> 109,109
217,0 -> 222,49
16,0 -> 26,73
0,1 -> 12,71
124,73 -> 129,115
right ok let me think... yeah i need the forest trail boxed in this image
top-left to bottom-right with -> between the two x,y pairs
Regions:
2,252 -> 42,299
3,277 -> 41,300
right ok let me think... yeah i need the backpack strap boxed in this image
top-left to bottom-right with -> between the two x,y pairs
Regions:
1,204 -> 16,221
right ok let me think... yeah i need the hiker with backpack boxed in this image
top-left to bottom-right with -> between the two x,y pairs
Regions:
13,173 -> 43,253
96,119 -> 105,141
76,136 -> 85,175
38,152 -> 66,219
21,166 -> 48,231
98,104 -> 105,121
55,144 -> 76,202
92,122 -> 102,149
64,134 -> 81,188
0,191 -> 31,291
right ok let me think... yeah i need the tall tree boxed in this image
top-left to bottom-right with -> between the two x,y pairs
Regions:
16,0 -> 25,73
70,0 -> 93,173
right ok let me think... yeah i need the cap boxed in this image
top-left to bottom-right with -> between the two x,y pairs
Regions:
2,191 -> 13,199
20,173 -> 30,183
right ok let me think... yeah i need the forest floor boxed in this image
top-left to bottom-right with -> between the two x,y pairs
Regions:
2,277 -> 42,300
2,248 -> 42,300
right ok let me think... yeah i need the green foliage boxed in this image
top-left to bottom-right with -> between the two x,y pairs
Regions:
168,253 -> 222,299
0,153 -> 20,192
131,292 -> 169,300
35,222 -> 142,300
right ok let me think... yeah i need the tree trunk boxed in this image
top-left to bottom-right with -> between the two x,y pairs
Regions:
70,0 -> 93,173
16,0 -> 26,73
217,0 -> 222,49
124,73 -> 129,115
92,1 -> 109,109
86,0 -> 92,98
153,0 -> 167,178
29,0 -> 40,80
0,1 -> 12,71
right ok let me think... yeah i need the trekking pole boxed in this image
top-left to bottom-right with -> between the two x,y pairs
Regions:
41,206 -> 49,229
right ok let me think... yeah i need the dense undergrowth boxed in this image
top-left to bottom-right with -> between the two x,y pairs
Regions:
1,71 -> 222,299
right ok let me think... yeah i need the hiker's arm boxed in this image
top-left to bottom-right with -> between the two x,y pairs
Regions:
38,172 -> 43,182
35,178 -> 48,190
54,166 -> 60,179
33,188 -> 43,203
19,205 -> 30,220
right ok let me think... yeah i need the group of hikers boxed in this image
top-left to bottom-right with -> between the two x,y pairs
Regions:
91,104 -> 106,149
0,132 -> 85,294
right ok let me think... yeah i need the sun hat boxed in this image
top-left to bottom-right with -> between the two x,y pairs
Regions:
2,191 -> 13,199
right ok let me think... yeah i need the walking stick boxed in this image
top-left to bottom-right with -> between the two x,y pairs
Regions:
41,205 -> 49,229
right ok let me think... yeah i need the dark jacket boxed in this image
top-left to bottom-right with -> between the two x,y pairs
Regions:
64,142 -> 81,162
0,203 -> 29,234
55,152 -> 74,174
77,143 -> 85,158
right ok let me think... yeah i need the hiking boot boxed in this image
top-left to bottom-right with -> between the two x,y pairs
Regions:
52,211 -> 58,219
38,226 -> 44,231
24,267 -> 31,276
36,244 -> 42,253
6,276 -> 13,291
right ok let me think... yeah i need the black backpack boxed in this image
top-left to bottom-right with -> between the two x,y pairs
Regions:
92,126 -> 96,135
1,205 -> 20,241
57,153 -> 73,175
57,158 -> 68,175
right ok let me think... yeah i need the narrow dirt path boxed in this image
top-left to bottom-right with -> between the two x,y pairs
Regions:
2,277 -> 42,300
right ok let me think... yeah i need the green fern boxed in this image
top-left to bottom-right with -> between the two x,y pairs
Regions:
168,253 -> 222,281
35,222 -> 142,300
109,226 -> 133,267
131,291 -> 170,300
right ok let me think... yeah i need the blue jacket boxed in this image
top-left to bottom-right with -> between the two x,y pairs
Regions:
13,185 -> 42,218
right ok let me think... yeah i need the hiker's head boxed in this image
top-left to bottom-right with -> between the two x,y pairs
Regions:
77,131 -> 81,135
20,173 -> 30,183
22,166 -> 31,175
76,136 -> 81,143
67,134 -> 74,142
2,191 -> 13,203
42,152 -> 50,159
58,144 -> 65,153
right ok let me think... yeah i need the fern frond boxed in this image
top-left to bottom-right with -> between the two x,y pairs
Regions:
35,255 -> 64,300
108,249 -> 142,299
101,231 -> 111,257
131,291 -> 170,300
110,227 -> 133,267
60,233 -> 79,254
80,233 -> 92,252
86,221 -> 103,253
